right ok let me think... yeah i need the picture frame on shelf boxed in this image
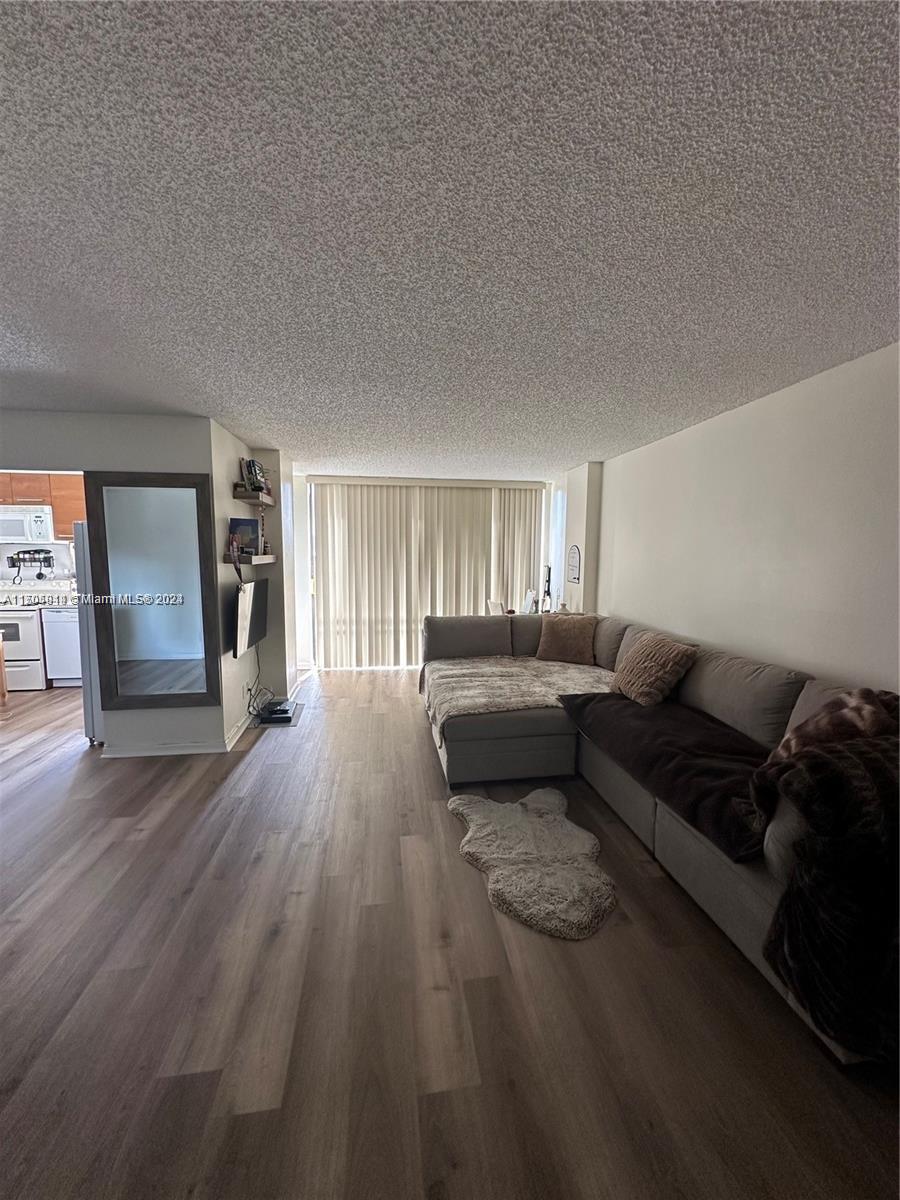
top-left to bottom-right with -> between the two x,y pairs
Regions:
228,515 -> 261,554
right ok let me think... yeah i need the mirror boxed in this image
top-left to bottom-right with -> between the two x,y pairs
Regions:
85,472 -> 220,709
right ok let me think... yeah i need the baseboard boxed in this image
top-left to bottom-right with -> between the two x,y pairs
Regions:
225,711 -> 252,750
102,740 -> 229,758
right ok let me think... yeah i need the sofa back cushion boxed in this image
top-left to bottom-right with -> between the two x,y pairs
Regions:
536,613 -> 598,665
787,679 -> 852,730
421,615 -> 511,662
678,648 -> 810,748
593,615 -> 630,669
510,614 -> 543,656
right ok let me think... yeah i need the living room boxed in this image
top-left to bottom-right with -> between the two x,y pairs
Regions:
0,4 -> 897,1199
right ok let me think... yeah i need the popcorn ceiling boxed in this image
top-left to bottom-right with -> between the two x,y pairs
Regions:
0,2 -> 896,478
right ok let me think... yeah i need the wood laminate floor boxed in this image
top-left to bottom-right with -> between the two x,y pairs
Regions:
0,674 -> 896,1200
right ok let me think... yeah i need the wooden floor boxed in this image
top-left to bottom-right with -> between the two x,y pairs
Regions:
0,674 -> 895,1200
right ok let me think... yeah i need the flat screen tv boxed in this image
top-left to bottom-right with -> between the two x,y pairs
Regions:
233,579 -> 268,657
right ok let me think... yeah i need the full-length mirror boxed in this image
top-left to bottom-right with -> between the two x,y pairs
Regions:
84,472 -> 220,709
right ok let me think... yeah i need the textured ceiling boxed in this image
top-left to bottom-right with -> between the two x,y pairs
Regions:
1,2 -> 897,480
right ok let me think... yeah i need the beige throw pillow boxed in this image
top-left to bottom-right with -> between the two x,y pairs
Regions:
611,631 -> 697,706
535,614 -> 598,665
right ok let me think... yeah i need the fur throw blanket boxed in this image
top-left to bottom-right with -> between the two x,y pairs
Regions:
421,656 -> 614,744
750,689 -> 899,1060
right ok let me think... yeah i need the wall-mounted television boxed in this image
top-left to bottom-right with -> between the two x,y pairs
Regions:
232,579 -> 268,658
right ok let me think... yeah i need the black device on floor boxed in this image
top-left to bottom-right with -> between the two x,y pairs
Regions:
258,699 -> 298,725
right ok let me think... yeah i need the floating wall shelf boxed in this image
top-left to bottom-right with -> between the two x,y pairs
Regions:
233,487 -> 275,507
223,553 -> 278,565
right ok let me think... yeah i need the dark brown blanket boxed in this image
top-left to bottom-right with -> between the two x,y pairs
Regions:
750,690 -> 899,1060
559,693 -> 769,860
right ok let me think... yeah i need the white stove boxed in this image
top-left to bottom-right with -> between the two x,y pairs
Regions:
0,540 -> 78,689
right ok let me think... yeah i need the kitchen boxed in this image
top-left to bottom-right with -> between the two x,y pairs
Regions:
0,470 -> 89,711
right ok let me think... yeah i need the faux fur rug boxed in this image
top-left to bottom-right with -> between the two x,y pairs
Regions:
448,787 -> 617,939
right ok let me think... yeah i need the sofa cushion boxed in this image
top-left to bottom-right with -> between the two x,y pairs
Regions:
422,615 -> 511,661
764,797 -> 808,887
615,622 -> 661,668
611,631 -> 698,706
510,613 -> 542,657
593,615 -> 629,669
536,613 -> 597,665
788,679 -> 852,730
443,706 -> 574,742
678,648 -> 809,748
560,692 -> 769,860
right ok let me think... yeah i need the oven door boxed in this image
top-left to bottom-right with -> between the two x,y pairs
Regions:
0,609 -> 44,660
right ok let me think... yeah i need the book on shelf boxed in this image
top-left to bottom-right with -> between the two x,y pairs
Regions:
238,458 -> 272,495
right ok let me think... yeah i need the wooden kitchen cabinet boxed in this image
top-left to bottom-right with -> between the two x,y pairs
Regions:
0,473 -> 12,503
11,472 -> 52,504
49,474 -> 87,540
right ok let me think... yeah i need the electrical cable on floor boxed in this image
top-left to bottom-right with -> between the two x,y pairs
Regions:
246,643 -> 275,725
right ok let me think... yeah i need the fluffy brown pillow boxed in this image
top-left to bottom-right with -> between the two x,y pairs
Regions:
535,613 -> 597,665
611,631 -> 697,706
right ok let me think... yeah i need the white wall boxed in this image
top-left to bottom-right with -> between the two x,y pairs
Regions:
210,420 -> 259,746
0,410 -> 214,473
562,462 -> 602,612
252,449 -> 296,699
596,344 -> 899,689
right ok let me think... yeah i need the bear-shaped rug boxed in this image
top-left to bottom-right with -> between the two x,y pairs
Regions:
447,787 -> 617,939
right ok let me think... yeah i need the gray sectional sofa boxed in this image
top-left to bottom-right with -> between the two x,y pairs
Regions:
420,612 -> 860,1060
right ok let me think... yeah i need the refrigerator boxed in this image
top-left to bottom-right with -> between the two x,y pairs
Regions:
73,521 -> 104,745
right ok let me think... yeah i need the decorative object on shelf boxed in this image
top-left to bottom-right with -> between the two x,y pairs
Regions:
521,587 -> 537,614
239,458 -> 270,494
566,545 -> 581,584
227,535 -> 244,583
541,564 -> 552,612
228,516 -> 260,555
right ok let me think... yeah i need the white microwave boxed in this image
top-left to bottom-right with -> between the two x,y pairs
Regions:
0,505 -> 55,542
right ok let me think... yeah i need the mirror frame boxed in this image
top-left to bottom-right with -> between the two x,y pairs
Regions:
84,471 -> 222,710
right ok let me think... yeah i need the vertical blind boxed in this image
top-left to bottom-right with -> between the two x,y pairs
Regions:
490,485 -> 542,623
312,481 -> 544,667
